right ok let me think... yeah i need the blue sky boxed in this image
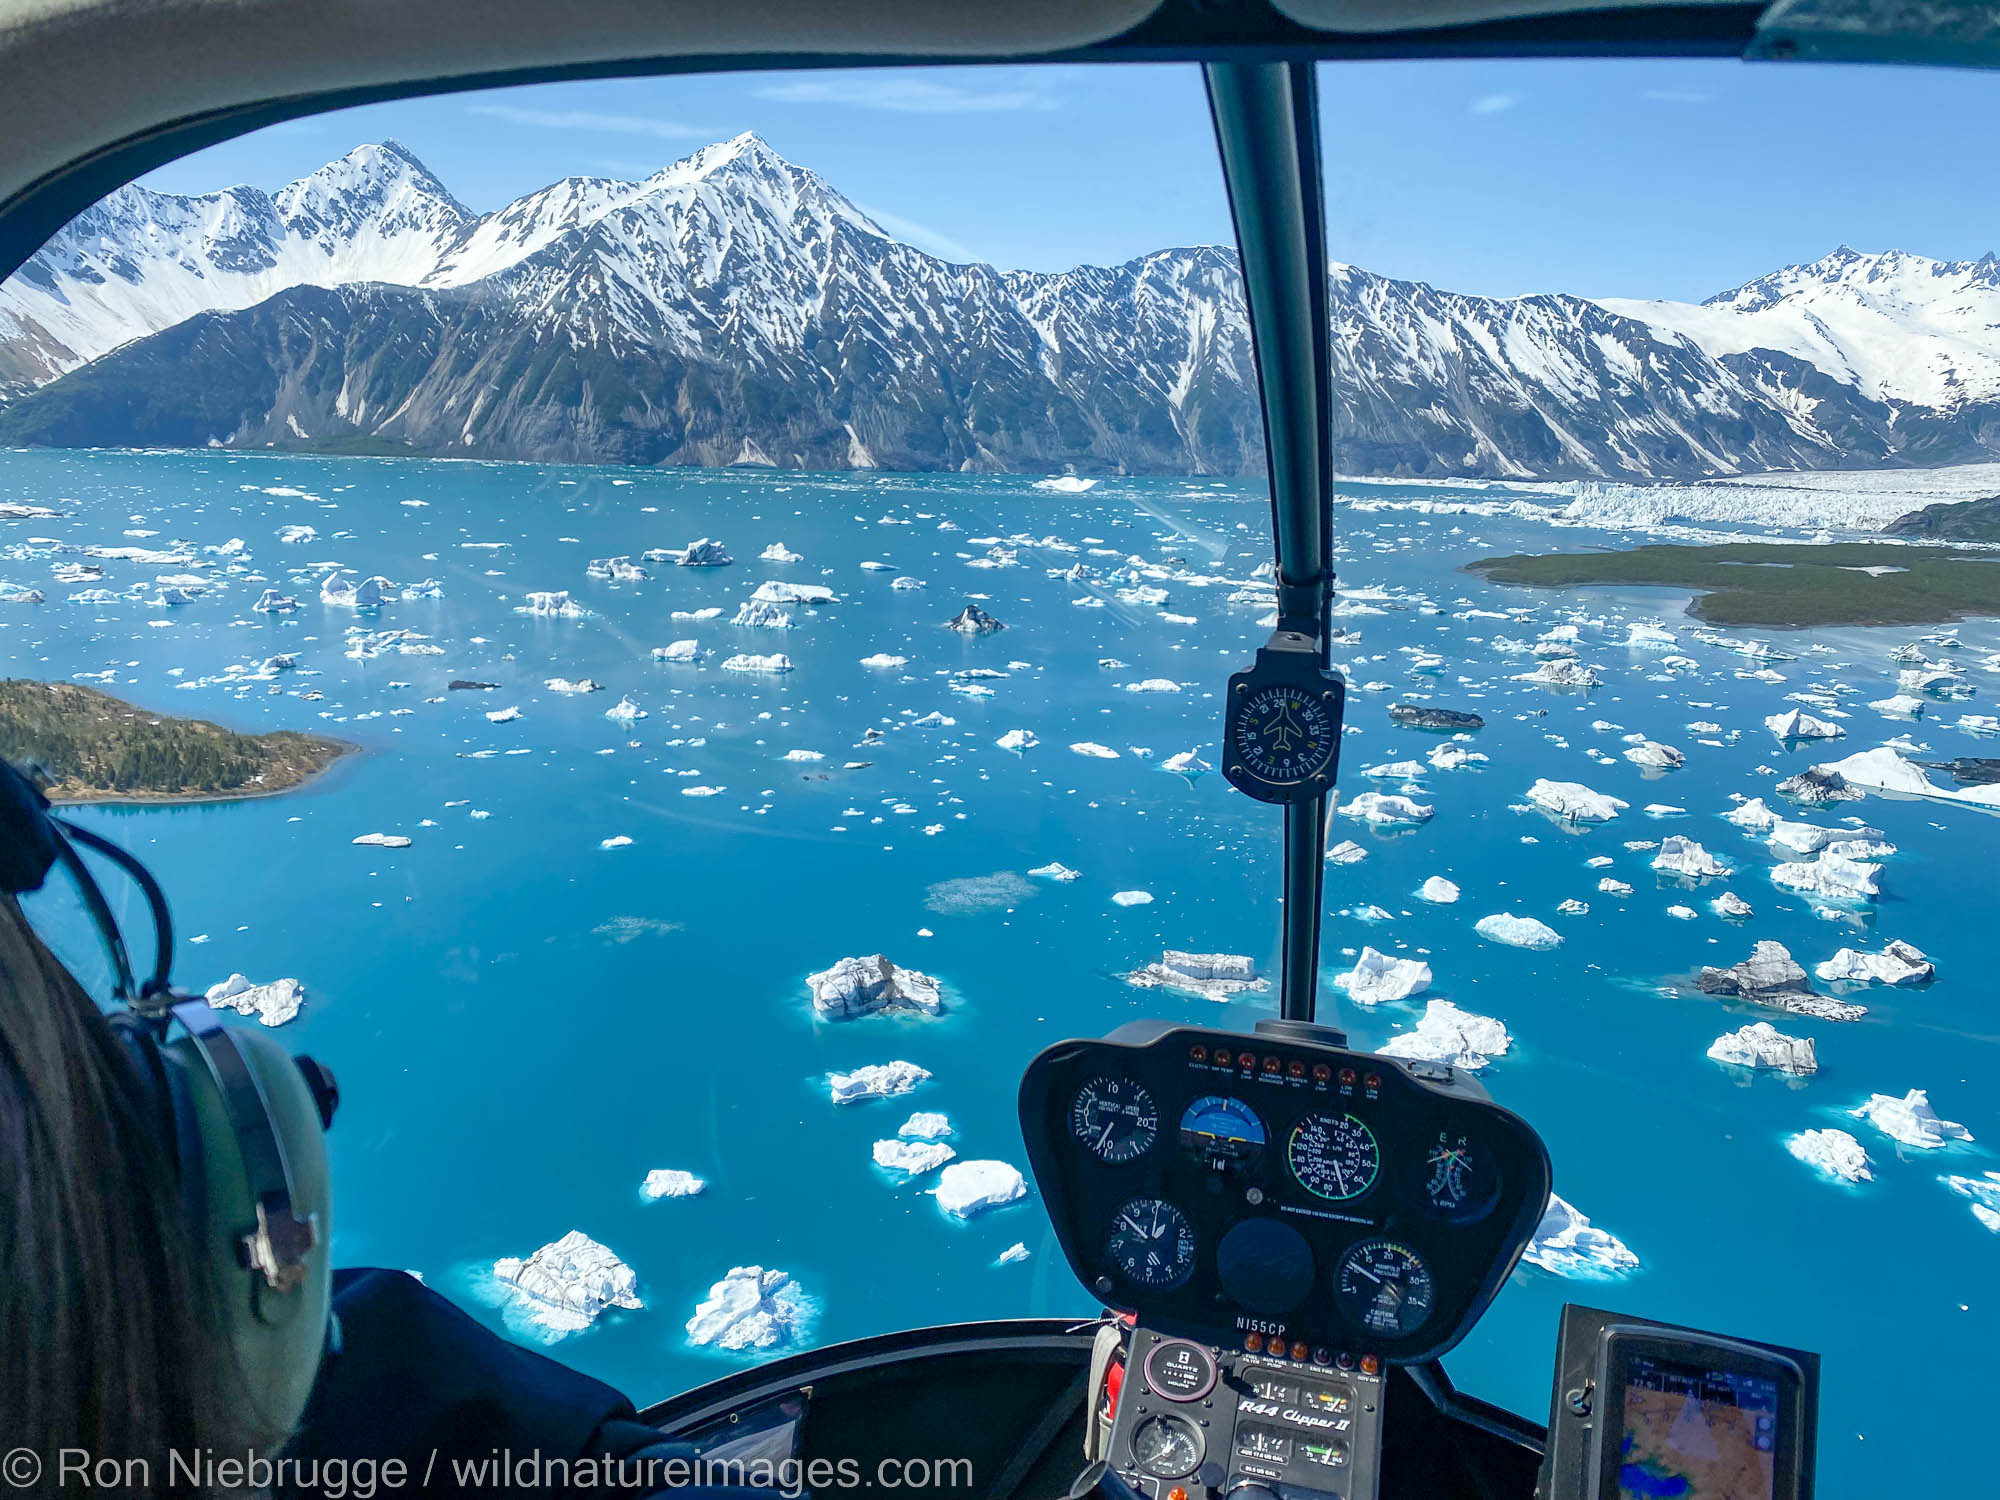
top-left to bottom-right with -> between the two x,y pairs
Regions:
140,58 -> 2000,303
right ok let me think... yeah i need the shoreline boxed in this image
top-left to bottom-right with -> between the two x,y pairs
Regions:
44,740 -> 363,809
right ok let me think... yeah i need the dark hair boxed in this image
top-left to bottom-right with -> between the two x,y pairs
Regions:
0,894 -> 255,1492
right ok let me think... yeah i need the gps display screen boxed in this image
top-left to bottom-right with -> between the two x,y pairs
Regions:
1614,1352 -> 1779,1500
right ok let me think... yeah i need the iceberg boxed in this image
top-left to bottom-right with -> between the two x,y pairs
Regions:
1706,1022 -> 1817,1075
352,832 -> 412,848
1028,862 -> 1080,881
1723,797 -> 1781,831
1810,747 -> 1942,798
492,1230 -> 641,1335
1787,1130 -> 1872,1184
1128,950 -> 1267,1001
1123,678 -> 1181,694
1474,914 -> 1562,950
1848,1089 -> 1973,1149
1071,741 -> 1120,759
204,974 -> 304,1027
1326,840 -> 1368,864
1377,999 -> 1511,1071
934,1160 -> 1028,1218
1711,892 -> 1754,918
1513,659 -> 1601,687
946,603 -> 1005,634
1815,941 -> 1933,986
808,955 -> 943,1019
1110,890 -> 1154,907
751,580 -> 837,606
520,590 -> 587,618
1033,475 -> 1098,493
1942,1172 -> 2000,1233
545,677 -> 603,694
1161,750 -> 1211,777
731,599 -> 793,629
1622,740 -> 1685,770
598,836 -> 634,851
652,640 -> 700,662
722,653 -> 793,673
1419,876 -> 1460,904
873,1139 -> 956,1176
676,538 -> 734,567
1526,780 -> 1627,822
828,1060 -> 932,1103
1765,708 -> 1845,740
1341,792 -> 1434,824
1389,704 -> 1484,730
759,542 -> 803,563
604,696 -> 647,723
1522,1194 -> 1638,1277
1652,836 -> 1731,880
685,1266 -> 811,1351
1770,852 -> 1881,901
997,729 -> 1039,751
252,588 -> 299,612
860,653 -> 909,669
998,1243 -> 1031,1265
642,1169 -> 707,1200
899,1112 -> 952,1140
487,705 -> 522,724
1363,760 -> 1426,780
1775,767 -> 1862,805
1332,947 -> 1432,1005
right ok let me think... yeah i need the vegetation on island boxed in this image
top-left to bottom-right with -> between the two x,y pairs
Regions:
0,680 -> 354,803
1467,541 -> 2000,628
1881,494 -> 2000,542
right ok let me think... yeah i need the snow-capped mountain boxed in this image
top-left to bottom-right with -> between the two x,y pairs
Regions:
2,134 -> 1997,481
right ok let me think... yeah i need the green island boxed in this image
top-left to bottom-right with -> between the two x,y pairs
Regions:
1466,541 -> 2000,628
0,680 -> 355,803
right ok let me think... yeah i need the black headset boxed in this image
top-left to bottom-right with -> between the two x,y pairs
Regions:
0,756 -> 338,1434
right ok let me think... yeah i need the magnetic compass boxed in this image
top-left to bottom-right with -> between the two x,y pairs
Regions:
1223,631 -> 1346,804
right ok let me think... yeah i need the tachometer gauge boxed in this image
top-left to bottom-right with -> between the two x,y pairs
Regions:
1416,1130 -> 1500,1224
1129,1415 -> 1204,1479
1178,1094 -> 1267,1172
1287,1113 -> 1380,1201
1106,1197 -> 1198,1290
1068,1076 -> 1159,1165
1334,1240 -> 1435,1339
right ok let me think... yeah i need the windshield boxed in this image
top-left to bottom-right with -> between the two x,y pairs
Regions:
2,56 -> 1995,1500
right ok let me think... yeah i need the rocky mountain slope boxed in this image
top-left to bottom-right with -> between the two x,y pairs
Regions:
2,134 -> 1996,480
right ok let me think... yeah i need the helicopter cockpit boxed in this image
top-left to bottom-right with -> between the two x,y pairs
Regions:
31,1 -> 2000,1496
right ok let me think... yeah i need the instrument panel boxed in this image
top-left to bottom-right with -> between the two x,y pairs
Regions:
1020,1020 -> 1551,1365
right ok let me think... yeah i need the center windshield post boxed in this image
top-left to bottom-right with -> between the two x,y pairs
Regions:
1204,61 -> 1340,1027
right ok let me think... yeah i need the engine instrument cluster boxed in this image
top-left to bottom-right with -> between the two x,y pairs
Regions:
1020,1020 -> 1551,1365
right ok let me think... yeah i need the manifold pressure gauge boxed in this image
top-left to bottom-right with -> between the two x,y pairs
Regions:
1223,630 -> 1347,804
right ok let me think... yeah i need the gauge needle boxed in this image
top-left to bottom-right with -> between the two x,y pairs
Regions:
1349,1260 -> 1384,1286
1329,1157 -> 1348,1193
1097,1120 -> 1116,1152
1118,1213 -> 1146,1236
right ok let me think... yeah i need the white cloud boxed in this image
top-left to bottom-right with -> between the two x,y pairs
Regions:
1641,89 -> 1712,104
753,77 -> 1056,114
466,104 -> 712,140
1468,92 -> 1522,115
852,202 -> 980,263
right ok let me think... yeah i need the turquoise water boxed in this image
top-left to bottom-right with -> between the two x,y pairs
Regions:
4,448 -> 1995,1497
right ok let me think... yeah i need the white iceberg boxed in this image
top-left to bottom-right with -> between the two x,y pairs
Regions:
997,729 -> 1039,751
492,1230 -> 641,1335
731,599 -> 793,629
1123,678 -> 1181,694
1474,913 -> 1562,950
1110,890 -> 1154,907
604,696 -> 646,723
1771,852 -> 1881,901
685,1266 -> 811,1351
1332,947 -> 1432,1005
859,653 -> 908,670
1377,999 -> 1511,1071
1161,750 -> 1210,777
352,832 -> 411,848
873,1139 -> 957,1176
722,653 -> 793,674
998,1243 -> 1031,1265
1943,1172 -> 2000,1233
677,538 -> 734,567
1706,1022 -> 1817,1075
899,1112 -> 952,1141
828,1060 -> 932,1103
1028,862 -> 1080,881
1341,792 -> 1434,824
1325,840 -> 1369,865
1711,892 -> 1754,918
1514,659 -> 1601,687
1419,876 -> 1461,904
759,542 -> 803,563
519,590 -> 587,618
1526,780 -> 1627,823
1787,1129 -> 1872,1184
1128,951 -> 1267,1001
1766,708 -> 1845,740
1070,741 -> 1120,759
545,677 -> 603,694
642,1169 -> 707,1200
204,974 -> 304,1027
1033,475 -> 1098,493
934,1160 -> 1028,1218
1815,941 -> 1933,986
1811,747 -> 1941,798
808,955 -> 943,1019
1522,1194 -> 1638,1277
1652,836 -> 1731,880
1622,740 -> 1686,770
1848,1089 -> 1973,1149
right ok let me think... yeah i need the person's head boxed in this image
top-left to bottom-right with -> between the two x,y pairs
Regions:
0,891 -> 263,1478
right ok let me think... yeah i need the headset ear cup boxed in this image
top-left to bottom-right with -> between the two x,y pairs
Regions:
162,1024 -> 332,1442
105,1012 -> 181,1174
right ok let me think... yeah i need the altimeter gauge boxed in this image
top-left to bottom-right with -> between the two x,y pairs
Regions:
1106,1197 -> 1198,1290
1223,631 -> 1347,804
1069,1076 -> 1159,1164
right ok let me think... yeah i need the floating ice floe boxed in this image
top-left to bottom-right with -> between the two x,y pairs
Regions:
808,955 -> 942,1019
1110,890 -> 1154,907
934,1160 -> 1027,1218
997,729 -> 1039,751
1514,659 -> 1601,688
1652,836 -> 1731,880
1622,740 -> 1685,770
1711,892 -> 1754,918
1028,862 -> 1080,881
204,974 -> 304,1027
1869,694 -> 1926,717
1788,1130 -> 1872,1184
1943,1172 -> 2000,1233
782,749 -> 824,763
492,1230 -> 641,1336
759,542 -> 803,563
732,599 -> 792,629
545,677 -> 602,694
1377,1000 -> 1511,1071
1523,1194 -> 1637,1277
900,1112 -> 952,1140
1419,876 -> 1460,904
1123,678 -> 1181,694
1770,851 -> 1881,901
1333,947 -> 1432,1004
352,832 -> 411,848
1706,1022 -> 1817,1075
1848,1090 -> 1973,1149
1816,941 -> 1933,986
686,1266 -> 811,1351
1474,913 -> 1562,950
1341,792 -> 1434,825
873,1139 -> 956,1176
1161,750 -> 1210,777
722,653 -> 793,673
1428,744 -> 1487,771
1694,940 -> 1864,1021
946,603 -> 1004,634
828,1061 -> 931,1103
998,1243 -> 1031,1265
603,696 -> 646,724
599,835 -> 633,851
860,653 -> 909,669
1526,780 -> 1626,823
1765,708 -> 1845,740
642,1169 -> 707,1200
1326,840 -> 1368,864
519,590 -> 587,618
1128,951 -> 1267,1001
1071,741 -> 1120,759
676,539 -> 734,567
1363,760 -> 1425,780
1033,475 -> 1098,493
